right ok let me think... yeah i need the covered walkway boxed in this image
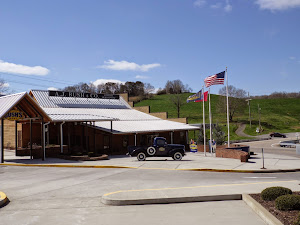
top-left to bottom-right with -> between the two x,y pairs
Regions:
0,92 -> 51,162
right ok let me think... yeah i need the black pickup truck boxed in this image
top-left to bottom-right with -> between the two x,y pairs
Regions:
127,137 -> 185,161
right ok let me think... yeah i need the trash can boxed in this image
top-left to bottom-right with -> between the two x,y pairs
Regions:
190,144 -> 197,153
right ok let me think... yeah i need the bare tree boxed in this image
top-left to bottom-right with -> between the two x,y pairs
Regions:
165,80 -> 192,94
96,83 -> 106,93
144,83 -> 155,97
218,85 -> 247,122
63,82 -> 96,93
0,79 -> 9,94
170,94 -> 186,118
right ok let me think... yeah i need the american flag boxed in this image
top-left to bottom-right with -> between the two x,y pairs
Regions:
204,71 -> 225,87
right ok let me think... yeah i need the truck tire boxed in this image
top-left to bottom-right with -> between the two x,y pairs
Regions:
147,147 -> 156,156
137,152 -> 146,161
172,152 -> 183,161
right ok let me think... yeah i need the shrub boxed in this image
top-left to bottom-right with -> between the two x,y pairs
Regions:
261,186 -> 292,201
275,194 -> 300,211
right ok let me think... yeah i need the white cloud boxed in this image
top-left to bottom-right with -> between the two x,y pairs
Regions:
224,0 -> 232,12
135,75 -> 149,79
48,87 -> 58,91
256,0 -> 300,11
211,3 -> 222,9
92,79 -> 125,87
194,0 -> 206,7
0,60 -> 49,76
289,56 -> 296,60
3,83 -> 9,87
98,60 -> 161,72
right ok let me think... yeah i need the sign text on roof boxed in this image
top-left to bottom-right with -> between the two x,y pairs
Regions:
49,91 -> 119,100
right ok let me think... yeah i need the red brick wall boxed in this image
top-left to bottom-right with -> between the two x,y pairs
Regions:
216,148 -> 249,162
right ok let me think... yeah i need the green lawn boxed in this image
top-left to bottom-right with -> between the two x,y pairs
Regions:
135,93 -> 300,140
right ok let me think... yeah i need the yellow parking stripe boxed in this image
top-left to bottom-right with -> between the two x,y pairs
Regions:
103,180 -> 297,196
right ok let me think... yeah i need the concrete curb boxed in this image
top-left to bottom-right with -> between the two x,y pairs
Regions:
242,194 -> 283,225
102,194 -> 242,206
0,191 -> 8,207
1,163 -> 300,173
178,168 -> 300,173
1,163 -> 137,169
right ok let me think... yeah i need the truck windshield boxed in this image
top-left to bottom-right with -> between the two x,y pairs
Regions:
156,140 -> 165,146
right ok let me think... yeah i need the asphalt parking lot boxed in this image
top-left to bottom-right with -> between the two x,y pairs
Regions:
1,136 -> 300,225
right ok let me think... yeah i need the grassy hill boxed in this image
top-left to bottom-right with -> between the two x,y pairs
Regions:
135,93 -> 300,140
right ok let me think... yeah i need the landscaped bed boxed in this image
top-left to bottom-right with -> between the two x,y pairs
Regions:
250,192 -> 300,225
59,154 -> 109,161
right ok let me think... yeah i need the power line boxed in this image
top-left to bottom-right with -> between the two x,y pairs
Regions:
0,72 -> 76,86
4,79 -> 55,89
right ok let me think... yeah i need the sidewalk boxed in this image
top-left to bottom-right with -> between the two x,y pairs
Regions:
102,180 -> 300,205
2,149 -> 300,172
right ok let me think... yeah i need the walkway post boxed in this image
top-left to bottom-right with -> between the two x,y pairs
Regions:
0,119 -> 4,163
60,121 -> 65,154
261,148 -> 266,169
30,119 -> 33,160
41,118 -> 45,161
15,121 -> 18,156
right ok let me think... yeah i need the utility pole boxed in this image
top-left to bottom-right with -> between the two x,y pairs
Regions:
245,92 -> 252,128
258,104 -> 261,133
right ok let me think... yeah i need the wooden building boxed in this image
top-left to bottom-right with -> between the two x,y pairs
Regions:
0,90 -> 198,161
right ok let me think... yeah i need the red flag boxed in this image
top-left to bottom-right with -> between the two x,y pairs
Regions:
195,91 -> 208,102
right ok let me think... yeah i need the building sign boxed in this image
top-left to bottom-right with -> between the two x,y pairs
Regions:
48,91 -> 119,100
5,110 -> 24,121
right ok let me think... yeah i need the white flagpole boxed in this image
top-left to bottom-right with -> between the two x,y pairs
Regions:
208,87 -> 212,156
202,85 -> 206,156
226,67 -> 230,147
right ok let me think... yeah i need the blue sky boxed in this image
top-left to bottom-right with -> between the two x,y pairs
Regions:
0,0 -> 299,95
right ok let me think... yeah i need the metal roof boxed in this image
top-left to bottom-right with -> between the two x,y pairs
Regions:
0,92 -> 26,119
49,114 -> 115,122
29,90 -> 199,133
0,92 -> 51,121
43,108 -> 160,121
94,120 -> 198,134
30,90 -> 131,109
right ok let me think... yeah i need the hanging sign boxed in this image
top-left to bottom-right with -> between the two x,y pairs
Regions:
48,91 -> 119,99
5,110 -> 24,121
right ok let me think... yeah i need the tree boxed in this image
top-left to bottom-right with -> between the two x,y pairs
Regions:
217,85 -> 247,122
170,94 -> 186,118
197,126 -> 206,145
104,82 -> 120,94
120,81 -> 145,96
165,80 -> 192,94
144,83 -> 155,96
0,79 -> 9,94
212,124 -> 226,145
63,82 -> 96,93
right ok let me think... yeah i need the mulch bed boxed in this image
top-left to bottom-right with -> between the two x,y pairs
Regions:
250,192 -> 300,225
59,154 -> 109,161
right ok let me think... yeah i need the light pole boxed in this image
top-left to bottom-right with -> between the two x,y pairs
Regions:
245,92 -> 252,128
258,104 -> 261,133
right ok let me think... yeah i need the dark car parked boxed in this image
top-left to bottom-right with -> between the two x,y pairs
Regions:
127,137 -> 185,161
270,132 -> 286,138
